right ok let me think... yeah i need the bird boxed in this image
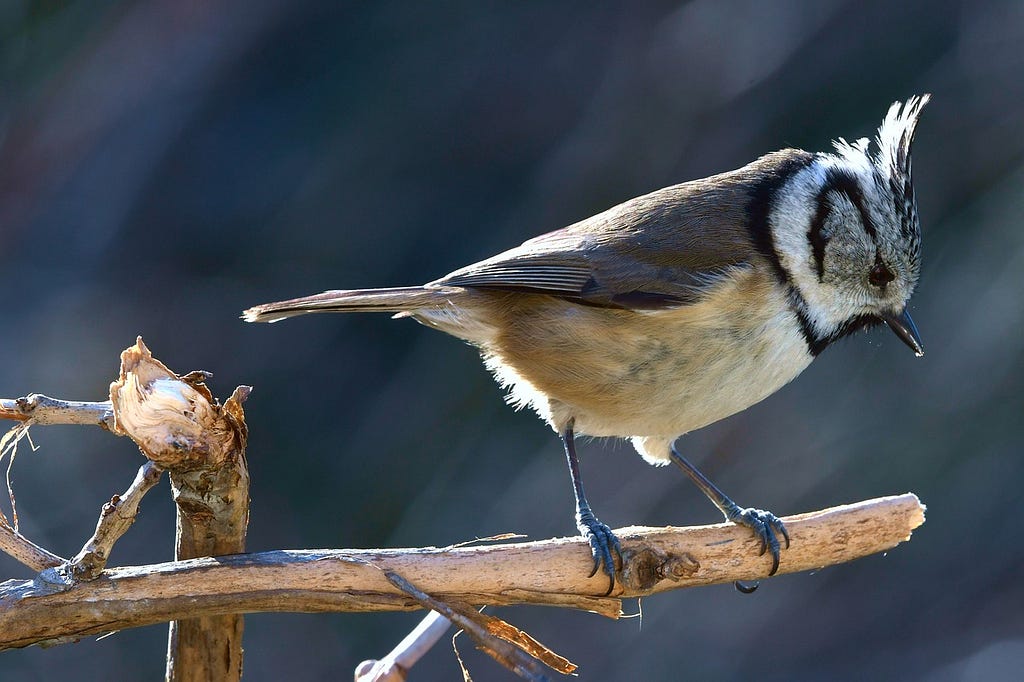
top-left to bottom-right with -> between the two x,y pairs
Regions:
244,95 -> 929,593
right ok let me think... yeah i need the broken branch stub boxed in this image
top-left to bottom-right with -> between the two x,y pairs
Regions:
108,337 -> 251,682
109,337 -> 249,470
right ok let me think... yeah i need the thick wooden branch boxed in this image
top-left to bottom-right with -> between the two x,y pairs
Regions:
0,493 -> 924,650
107,339 -> 251,682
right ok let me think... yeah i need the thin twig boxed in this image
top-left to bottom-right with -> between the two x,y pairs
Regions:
353,534 -> 541,681
382,571 -> 565,681
0,395 -> 114,429
0,494 -> 925,650
0,421 -> 64,572
0,420 -> 37,531
66,462 -> 165,581
0,523 -> 65,573
355,611 -> 452,681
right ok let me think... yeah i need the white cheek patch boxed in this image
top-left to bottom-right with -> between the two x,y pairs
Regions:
769,156 -> 884,338
770,162 -> 840,336
770,163 -> 822,270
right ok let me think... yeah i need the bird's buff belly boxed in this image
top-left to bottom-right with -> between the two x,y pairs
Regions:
482,286 -> 814,440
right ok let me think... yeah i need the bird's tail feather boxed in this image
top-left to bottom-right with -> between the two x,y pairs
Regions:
242,286 -> 450,323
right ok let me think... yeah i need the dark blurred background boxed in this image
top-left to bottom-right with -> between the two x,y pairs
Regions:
1,0 -> 1022,679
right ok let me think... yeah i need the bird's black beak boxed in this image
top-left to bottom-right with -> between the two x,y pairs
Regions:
880,308 -> 924,357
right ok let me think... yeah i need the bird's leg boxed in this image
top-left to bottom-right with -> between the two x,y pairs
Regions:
669,444 -> 790,575
561,419 -> 621,594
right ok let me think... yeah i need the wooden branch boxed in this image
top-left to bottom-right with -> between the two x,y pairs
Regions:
67,462 -> 165,581
381,571 -> 572,680
0,493 -> 924,650
107,339 -> 251,682
355,611 -> 452,682
0,421 -> 67,571
1,460 -> 163,595
0,394 -> 114,429
0,354 -> 164,573
0,521 -> 64,573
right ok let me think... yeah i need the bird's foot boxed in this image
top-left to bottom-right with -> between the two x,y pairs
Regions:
576,509 -> 622,595
724,504 -> 790,575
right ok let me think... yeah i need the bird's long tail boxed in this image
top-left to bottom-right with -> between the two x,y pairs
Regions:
242,286 -> 453,323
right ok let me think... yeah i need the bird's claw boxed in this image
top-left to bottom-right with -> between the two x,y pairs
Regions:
734,580 -> 760,594
576,510 -> 622,595
727,506 -> 789,575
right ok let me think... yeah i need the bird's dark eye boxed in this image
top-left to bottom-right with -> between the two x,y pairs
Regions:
869,262 -> 895,287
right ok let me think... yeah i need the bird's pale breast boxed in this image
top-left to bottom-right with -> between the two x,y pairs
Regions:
479,267 -> 813,440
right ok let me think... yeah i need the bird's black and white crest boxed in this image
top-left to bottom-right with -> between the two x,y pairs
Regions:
876,95 -> 929,260
767,95 -> 930,355
832,95 -> 929,271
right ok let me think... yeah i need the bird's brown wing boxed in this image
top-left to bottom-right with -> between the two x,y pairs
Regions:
435,246 -> 741,309
433,171 -> 768,310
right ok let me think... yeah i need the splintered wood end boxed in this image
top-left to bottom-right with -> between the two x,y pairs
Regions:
109,337 -> 244,469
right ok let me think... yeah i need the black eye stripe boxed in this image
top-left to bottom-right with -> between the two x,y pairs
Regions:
747,151 -> 816,288
806,169 -> 879,280
807,194 -> 831,281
